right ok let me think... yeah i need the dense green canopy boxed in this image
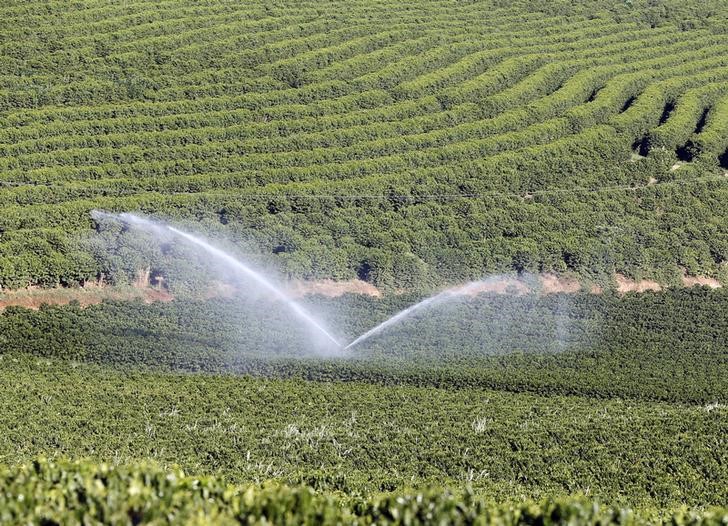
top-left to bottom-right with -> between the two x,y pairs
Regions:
1,0 -> 728,289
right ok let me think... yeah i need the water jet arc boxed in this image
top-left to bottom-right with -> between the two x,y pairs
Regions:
94,211 -> 341,349
166,226 -> 341,348
344,283 -> 480,350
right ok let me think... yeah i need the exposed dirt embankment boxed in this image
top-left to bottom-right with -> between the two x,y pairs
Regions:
0,279 -> 379,311
288,279 -> 381,298
462,277 -> 531,296
681,275 -> 722,288
0,273 -> 722,311
540,273 -> 582,294
614,274 -> 663,293
0,283 -> 172,311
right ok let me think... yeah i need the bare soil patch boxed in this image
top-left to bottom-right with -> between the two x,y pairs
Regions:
1,271 -> 722,311
540,273 -> 581,294
288,279 -> 382,298
681,274 -> 722,289
462,277 -> 531,296
615,273 -> 662,294
0,284 -> 172,311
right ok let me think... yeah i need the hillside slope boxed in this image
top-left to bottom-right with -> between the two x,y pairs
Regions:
1,0 -> 728,290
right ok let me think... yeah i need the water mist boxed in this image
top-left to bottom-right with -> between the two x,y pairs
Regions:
92,211 -> 341,351
344,281 -> 490,350
342,275 -> 548,351
91,212 -> 587,359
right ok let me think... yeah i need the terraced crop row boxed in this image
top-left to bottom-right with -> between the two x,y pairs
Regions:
1,0 -> 727,289
6,46 -> 728,176
5,44 -> 728,182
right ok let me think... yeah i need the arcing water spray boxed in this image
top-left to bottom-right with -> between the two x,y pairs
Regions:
93,211 -> 341,350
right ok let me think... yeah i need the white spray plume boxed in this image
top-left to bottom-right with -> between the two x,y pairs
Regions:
344,281 -> 486,350
92,211 -> 341,350
167,226 -> 341,348
92,211 -> 584,357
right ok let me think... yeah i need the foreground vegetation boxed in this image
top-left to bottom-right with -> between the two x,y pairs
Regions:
2,459 -> 727,525
1,354 -> 726,511
1,287 -> 725,519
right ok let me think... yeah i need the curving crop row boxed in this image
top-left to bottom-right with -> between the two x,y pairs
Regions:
0,17 -> 632,116
125,27 -> 717,101
0,28 -> 708,129
264,27 -> 438,88
4,30 -> 720,159
178,9 -> 568,81
5,42 -> 728,179
647,85 -> 728,154
390,21 -> 650,100
0,0 -> 220,28
128,9 -> 560,82
689,94 -> 728,163
0,27 -> 716,147
3,0 -> 728,290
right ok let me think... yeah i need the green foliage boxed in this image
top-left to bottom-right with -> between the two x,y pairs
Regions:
1,0 -> 728,288
1,287 -> 726,403
2,4 -> 728,522
3,459 -> 726,525
1,355 -> 726,510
